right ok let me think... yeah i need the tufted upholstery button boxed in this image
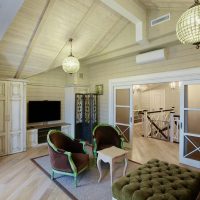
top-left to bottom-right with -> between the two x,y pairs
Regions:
112,159 -> 200,200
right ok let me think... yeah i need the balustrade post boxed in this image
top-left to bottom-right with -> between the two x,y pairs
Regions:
143,110 -> 148,137
170,112 -> 175,143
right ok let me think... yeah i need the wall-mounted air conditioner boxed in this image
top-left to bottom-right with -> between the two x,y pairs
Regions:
136,49 -> 167,65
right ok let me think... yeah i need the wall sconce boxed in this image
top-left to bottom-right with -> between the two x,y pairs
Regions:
132,85 -> 140,93
170,82 -> 176,89
95,84 -> 103,95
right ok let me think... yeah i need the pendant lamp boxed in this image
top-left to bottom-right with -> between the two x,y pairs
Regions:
176,0 -> 200,49
62,38 -> 80,74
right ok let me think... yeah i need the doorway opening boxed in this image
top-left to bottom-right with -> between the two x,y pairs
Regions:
110,68 -> 200,169
131,82 -> 180,164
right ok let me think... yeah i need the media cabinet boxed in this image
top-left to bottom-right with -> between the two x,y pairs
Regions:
27,122 -> 71,147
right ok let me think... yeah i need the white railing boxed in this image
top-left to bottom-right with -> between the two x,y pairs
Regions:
142,108 -> 180,142
170,113 -> 180,143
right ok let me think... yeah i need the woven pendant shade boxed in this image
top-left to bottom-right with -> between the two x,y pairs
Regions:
176,0 -> 200,49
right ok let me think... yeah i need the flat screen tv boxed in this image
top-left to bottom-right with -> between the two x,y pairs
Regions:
28,101 -> 61,123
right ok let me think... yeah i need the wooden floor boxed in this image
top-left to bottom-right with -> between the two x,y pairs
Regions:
0,145 -> 72,200
0,134 -> 199,200
129,133 -> 179,165
129,123 -> 199,171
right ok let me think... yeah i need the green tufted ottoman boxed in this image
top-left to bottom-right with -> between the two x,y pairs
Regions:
112,159 -> 200,200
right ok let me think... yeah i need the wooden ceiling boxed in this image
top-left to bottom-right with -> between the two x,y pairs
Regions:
0,0 -> 192,79
140,0 -> 192,10
0,0 -> 128,78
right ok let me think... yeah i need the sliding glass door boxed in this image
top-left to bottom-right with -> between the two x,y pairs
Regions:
180,82 -> 200,168
114,86 -> 133,144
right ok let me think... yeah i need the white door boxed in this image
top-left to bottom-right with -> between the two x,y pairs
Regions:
0,81 -> 8,155
180,82 -> 200,168
150,89 -> 165,111
8,82 -> 25,154
114,86 -> 133,144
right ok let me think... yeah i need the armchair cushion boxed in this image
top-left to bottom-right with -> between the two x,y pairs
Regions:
92,124 -> 124,158
47,130 -> 89,174
48,146 -> 72,173
49,132 -> 84,153
72,153 -> 89,171
93,124 -> 123,152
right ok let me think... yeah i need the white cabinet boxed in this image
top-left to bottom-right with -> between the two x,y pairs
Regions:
0,80 -> 26,156
27,123 -> 71,147
61,124 -> 71,138
27,129 -> 38,147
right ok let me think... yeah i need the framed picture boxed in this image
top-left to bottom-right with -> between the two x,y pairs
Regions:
95,84 -> 103,95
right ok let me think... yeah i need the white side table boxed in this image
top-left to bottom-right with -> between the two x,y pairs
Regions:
97,146 -> 128,186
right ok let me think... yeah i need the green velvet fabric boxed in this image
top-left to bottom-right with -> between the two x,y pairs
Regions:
112,159 -> 200,200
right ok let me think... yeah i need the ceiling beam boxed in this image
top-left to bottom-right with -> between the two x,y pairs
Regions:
81,31 -> 178,66
100,0 -> 147,42
14,0 -> 56,79
0,0 -> 24,40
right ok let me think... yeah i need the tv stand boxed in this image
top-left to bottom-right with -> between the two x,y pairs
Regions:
27,122 -> 71,147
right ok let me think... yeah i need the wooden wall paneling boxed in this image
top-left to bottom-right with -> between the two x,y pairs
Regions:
27,84 -> 65,124
0,81 -> 8,155
87,44 -> 200,123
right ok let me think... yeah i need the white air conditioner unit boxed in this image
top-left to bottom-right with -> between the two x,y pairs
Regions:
136,49 -> 167,64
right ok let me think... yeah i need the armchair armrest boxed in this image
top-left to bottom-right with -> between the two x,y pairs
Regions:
79,140 -> 88,154
64,151 -> 77,174
93,138 -> 98,158
120,137 -> 125,149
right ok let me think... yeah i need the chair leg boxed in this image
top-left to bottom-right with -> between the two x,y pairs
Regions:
51,170 -> 54,180
74,176 -> 77,187
93,150 -> 97,159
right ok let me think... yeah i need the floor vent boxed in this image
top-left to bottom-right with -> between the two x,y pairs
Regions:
151,13 -> 170,27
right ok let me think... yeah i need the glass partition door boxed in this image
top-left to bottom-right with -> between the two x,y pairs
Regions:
180,83 -> 200,168
114,86 -> 133,144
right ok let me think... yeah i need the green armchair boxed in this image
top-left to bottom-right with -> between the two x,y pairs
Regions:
92,124 -> 124,158
47,130 -> 89,187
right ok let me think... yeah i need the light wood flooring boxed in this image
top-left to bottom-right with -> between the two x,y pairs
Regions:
129,133 -> 179,165
0,134 -> 199,200
129,123 -> 199,171
0,145 -> 72,200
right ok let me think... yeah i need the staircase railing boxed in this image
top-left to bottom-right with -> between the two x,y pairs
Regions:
141,108 -> 180,142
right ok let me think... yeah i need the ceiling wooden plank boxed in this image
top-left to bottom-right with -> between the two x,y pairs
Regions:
87,17 -> 129,56
48,0 -> 99,70
14,0 -> 56,78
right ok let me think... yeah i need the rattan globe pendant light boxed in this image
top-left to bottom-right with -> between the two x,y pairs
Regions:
62,38 -> 80,74
176,0 -> 200,49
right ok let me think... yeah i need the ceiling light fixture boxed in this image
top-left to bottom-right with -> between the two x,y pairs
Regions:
62,38 -> 80,74
176,0 -> 200,49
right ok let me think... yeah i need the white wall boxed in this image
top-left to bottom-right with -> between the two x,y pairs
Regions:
26,66 -> 89,125
87,44 -> 200,123
133,84 -> 180,114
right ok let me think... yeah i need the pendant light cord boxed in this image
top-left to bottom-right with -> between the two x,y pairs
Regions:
69,38 -> 73,56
